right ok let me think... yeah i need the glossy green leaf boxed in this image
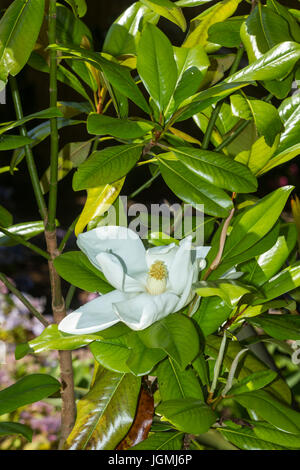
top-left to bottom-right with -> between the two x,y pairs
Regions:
0,0 -> 45,83
53,251 -> 112,294
0,374 -> 60,415
230,94 -> 282,146
0,107 -> 63,136
235,135 -> 279,176
228,41 -> 300,83
0,221 -> 45,247
248,314 -> 300,341
183,0 -> 241,49
168,146 -> 257,193
195,280 -> 255,308
158,156 -> 233,217
73,144 -> 142,190
253,262 -> 300,304
175,0 -> 212,6
172,45 -> 209,109
87,113 -> 154,139
15,325 -> 101,359
252,421 -> 300,449
234,390 -> 300,434
64,367 -> 141,450
137,24 -> 178,112
156,357 -> 204,401
208,16 -> 244,48
267,0 -> 300,43
156,398 -> 217,434
131,431 -> 184,450
229,370 -> 278,396
221,186 -> 294,261
0,422 -> 33,442
219,423 -> 286,450
140,0 -> 186,31
0,135 -> 33,150
138,313 -> 200,370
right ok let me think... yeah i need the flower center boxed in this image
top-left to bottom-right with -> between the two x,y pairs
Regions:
146,260 -> 168,295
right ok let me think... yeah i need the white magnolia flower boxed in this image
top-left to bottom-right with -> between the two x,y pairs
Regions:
58,226 -> 210,334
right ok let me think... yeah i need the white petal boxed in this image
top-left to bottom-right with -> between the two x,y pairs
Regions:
77,226 -> 147,277
169,236 -> 193,295
96,252 -> 144,293
195,246 -> 211,259
221,267 -> 244,280
58,290 -> 126,335
145,243 -> 178,272
113,292 -> 179,330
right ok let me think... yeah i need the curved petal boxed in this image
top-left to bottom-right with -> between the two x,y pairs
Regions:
77,226 -> 147,277
58,290 -> 126,335
195,246 -> 211,259
113,292 -> 179,330
173,263 -> 197,312
96,252 -> 144,293
169,236 -> 193,295
145,243 -> 178,272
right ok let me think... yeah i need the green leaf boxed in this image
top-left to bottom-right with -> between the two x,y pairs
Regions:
140,0 -> 186,31
208,16 -> 244,48
235,135 -> 279,176
183,0 -> 242,49
0,135 -> 33,150
175,0 -> 212,6
0,220 -> 45,247
0,374 -> 60,415
193,296 -> 232,336
65,0 -> 87,17
239,224 -> 297,287
158,156 -> 233,217
0,204 -> 13,227
248,314 -> 300,341
218,423 -> 287,450
53,251 -> 112,294
156,357 -> 204,401
253,262 -> 300,304
87,113 -> 154,139
0,0 -> 45,83
0,422 -> 33,442
252,421 -> 300,449
0,107 -> 63,135
229,370 -> 278,396
228,41 -> 300,83
131,431 -> 184,450
15,325 -> 101,358
138,313 -> 200,369
230,94 -> 282,146
168,146 -> 257,193
233,390 -> 300,434
221,186 -> 294,261
267,0 -> 300,43
90,332 -> 166,376
137,23 -> 178,112
156,398 -> 217,434
73,144 -> 142,190
172,45 -> 209,110
195,280 -> 256,308
64,367 -> 141,450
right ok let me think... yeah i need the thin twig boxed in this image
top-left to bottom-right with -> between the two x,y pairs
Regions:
58,216 -> 79,252
0,273 -> 50,327
203,207 -> 235,281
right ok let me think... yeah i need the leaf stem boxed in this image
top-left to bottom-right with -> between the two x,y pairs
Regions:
129,169 -> 161,199
208,331 -> 227,401
9,77 -> 48,221
0,272 -> 50,327
58,216 -> 79,252
0,226 -> 50,260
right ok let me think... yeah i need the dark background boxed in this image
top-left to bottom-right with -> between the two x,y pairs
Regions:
0,0 -> 299,302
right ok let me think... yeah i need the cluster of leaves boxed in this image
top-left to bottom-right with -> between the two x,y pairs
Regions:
1,0 -> 300,451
